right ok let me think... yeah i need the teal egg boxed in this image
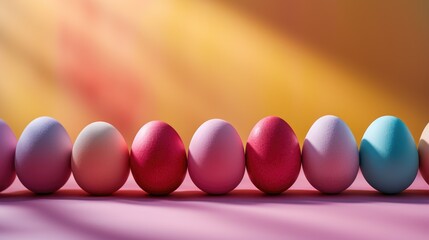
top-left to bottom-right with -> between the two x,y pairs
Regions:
360,116 -> 418,194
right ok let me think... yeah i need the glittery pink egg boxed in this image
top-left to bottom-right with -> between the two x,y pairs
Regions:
188,119 -> 245,195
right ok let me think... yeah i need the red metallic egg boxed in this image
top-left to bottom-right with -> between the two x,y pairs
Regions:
130,121 -> 187,195
246,116 -> 301,194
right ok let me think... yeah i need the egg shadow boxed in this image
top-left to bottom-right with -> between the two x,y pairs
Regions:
1,187 -> 429,205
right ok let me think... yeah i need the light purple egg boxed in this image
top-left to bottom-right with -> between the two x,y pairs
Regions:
0,120 -> 17,192
15,117 -> 72,194
188,119 -> 245,195
302,115 -> 359,194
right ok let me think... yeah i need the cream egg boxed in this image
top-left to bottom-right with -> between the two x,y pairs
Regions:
72,122 -> 129,195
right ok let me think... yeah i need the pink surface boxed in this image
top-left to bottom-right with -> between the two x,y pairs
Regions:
1,171 -> 429,239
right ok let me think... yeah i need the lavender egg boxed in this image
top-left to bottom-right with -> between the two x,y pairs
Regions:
0,120 -> 17,192
302,115 -> 359,194
15,117 -> 72,194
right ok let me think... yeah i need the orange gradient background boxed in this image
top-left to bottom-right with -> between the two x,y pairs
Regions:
1,0 -> 429,146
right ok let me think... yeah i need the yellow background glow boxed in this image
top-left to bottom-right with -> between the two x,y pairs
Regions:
1,0 -> 429,146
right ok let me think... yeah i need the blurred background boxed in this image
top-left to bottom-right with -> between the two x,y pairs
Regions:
1,0 -> 429,146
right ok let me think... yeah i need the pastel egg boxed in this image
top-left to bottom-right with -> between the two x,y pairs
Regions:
302,115 -> 359,194
245,116 -> 301,194
15,117 -> 72,194
72,122 -> 129,195
360,116 -> 418,194
188,119 -> 245,195
0,120 -> 17,192
418,123 -> 429,185
130,121 -> 187,195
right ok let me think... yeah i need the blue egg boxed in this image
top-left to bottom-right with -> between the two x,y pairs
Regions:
360,116 -> 418,194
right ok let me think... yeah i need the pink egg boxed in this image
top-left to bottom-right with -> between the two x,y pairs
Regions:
302,115 -> 359,194
72,122 -> 129,195
130,121 -> 187,195
188,119 -> 245,195
0,120 -> 17,192
246,116 -> 301,194
418,123 -> 429,185
15,117 -> 72,194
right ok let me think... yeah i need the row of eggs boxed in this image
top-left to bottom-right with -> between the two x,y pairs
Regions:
0,115 -> 428,196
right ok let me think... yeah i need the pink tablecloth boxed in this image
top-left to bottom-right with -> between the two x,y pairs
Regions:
1,171 -> 429,240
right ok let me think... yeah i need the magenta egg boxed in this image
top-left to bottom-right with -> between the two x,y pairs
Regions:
302,115 -> 359,194
246,116 -> 301,194
0,120 -> 17,192
130,121 -> 187,195
72,122 -> 129,195
15,117 -> 72,194
188,119 -> 245,195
